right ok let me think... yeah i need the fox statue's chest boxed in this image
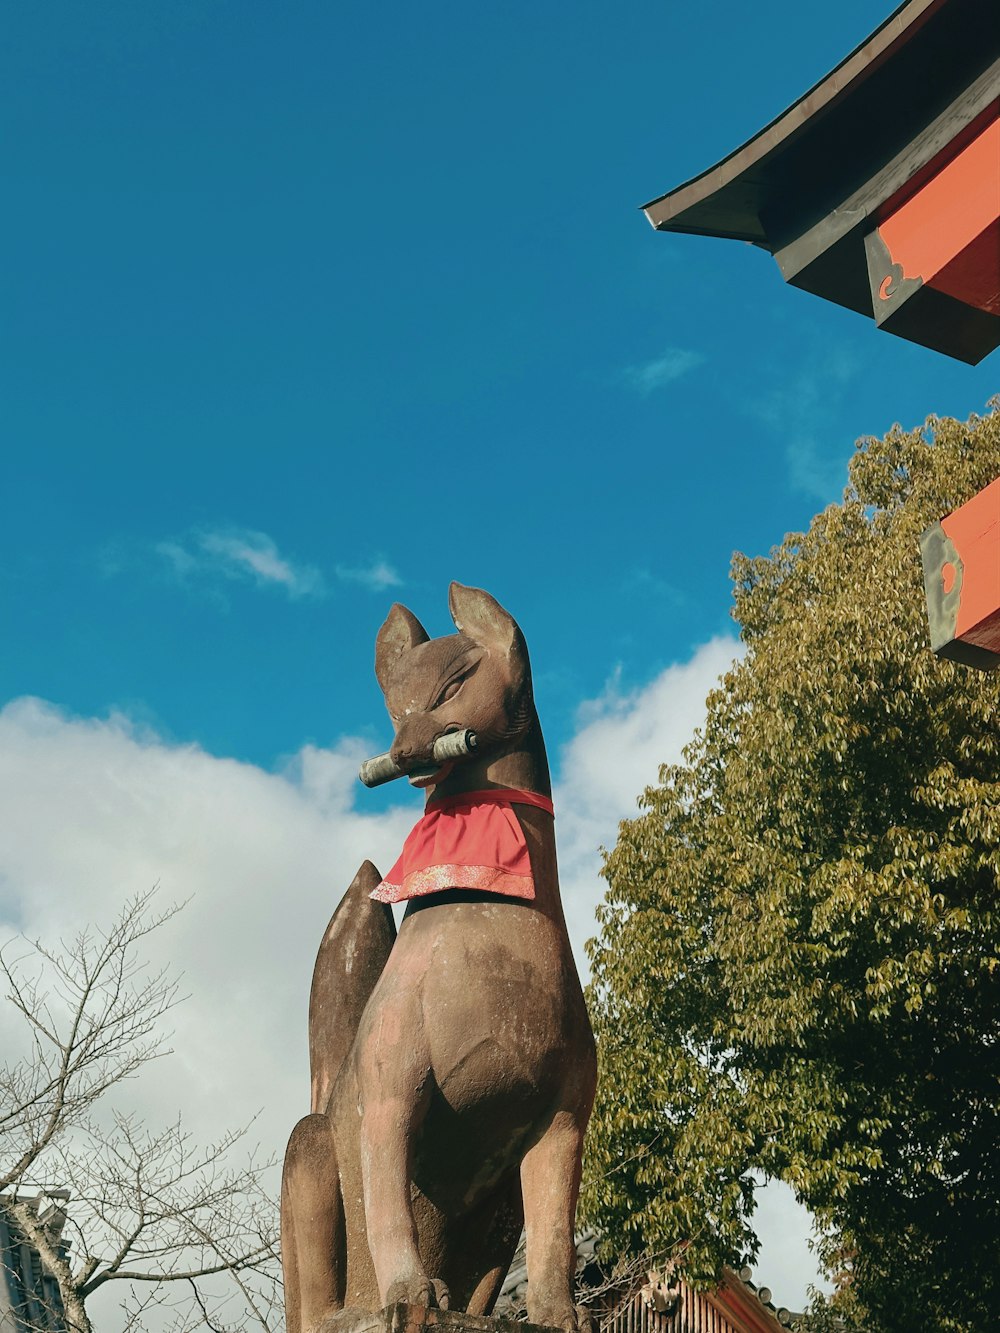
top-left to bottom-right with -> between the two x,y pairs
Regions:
362,899 -> 581,1074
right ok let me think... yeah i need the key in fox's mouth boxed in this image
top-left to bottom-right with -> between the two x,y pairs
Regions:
359,729 -> 478,788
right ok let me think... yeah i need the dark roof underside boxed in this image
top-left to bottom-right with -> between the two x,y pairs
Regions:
643,0 -> 999,260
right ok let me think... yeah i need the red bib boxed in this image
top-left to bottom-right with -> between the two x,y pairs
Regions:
371,788 -> 555,905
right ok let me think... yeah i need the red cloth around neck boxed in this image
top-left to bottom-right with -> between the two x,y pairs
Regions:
371,787 -> 555,905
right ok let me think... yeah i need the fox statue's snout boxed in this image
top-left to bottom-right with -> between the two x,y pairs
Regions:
387,717 -> 444,769
387,716 -> 457,786
281,582 -> 596,1333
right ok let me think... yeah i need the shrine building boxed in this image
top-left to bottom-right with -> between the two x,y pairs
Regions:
642,0 -> 1000,365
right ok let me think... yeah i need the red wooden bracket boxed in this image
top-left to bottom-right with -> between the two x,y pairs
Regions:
920,476 -> 1000,670
865,113 -> 1000,364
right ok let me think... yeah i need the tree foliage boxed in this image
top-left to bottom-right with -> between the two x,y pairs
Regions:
582,408 -> 1000,1333
0,892 -> 281,1332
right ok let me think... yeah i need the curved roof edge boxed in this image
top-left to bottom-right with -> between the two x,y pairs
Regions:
642,0 -> 944,234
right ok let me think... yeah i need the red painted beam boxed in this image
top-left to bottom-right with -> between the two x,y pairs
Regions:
921,476 -> 1000,670
879,116 -> 1000,308
865,112 -> 1000,363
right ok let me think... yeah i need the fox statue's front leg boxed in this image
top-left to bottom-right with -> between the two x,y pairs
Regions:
519,1111 -> 590,1331
353,947 -> 443,1309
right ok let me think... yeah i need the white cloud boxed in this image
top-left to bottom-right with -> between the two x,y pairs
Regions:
335,559 -> 403,592
623,347 -> 705,394
0,697 -> 414,1152
552,637 -> 742,970
0,698 -> 419,1325
156,526 -> 325,598
0,634 -> 823,1315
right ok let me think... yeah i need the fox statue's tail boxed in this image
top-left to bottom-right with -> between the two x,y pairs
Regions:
309,860 -> 396,1115
283,862 -> 395,1331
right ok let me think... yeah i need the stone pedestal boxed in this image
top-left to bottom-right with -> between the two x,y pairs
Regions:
317,1303 -> 559,1333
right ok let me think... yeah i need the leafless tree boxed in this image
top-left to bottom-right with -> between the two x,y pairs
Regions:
0,890 -> 281,1332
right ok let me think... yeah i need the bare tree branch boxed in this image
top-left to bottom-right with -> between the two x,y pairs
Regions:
0,893 -> 282,1331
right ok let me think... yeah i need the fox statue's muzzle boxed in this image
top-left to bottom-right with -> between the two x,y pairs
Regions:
359,728 -> 479,788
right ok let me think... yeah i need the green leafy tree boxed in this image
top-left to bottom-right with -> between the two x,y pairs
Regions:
582,407 -> 1000,1333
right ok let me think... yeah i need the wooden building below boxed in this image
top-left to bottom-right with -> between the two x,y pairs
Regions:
499,1232 -> 803,1333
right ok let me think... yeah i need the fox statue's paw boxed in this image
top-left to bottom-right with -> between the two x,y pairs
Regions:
527,1292 -> 588,1333
575,1304 -> 595,1333
385,1274 -> 450,1310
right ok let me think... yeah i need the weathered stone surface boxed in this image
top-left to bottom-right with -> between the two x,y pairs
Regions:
317,1303 -> 560,1333
281,585 -> 597,1333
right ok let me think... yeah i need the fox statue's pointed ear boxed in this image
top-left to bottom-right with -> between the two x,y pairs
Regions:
448,583 -> 526,668
375,603 -> 429,692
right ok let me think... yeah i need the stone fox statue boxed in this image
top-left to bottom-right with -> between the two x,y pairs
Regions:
281,583 -> 597,1333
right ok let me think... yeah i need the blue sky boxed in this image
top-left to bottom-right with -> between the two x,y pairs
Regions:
5,0 -> 994,769
2,0 -> 997,1316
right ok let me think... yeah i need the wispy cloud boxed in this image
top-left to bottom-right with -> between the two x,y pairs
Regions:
621,566 -> 684,605
156,526 -> 325,599
152,527 -> 403,601
156,539 -> 200,579
623,347 -> 705,395
749,347 -> 859,501
335,559 -> 402,592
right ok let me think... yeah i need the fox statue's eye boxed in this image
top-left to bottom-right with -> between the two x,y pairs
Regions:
434,675 -> 465,709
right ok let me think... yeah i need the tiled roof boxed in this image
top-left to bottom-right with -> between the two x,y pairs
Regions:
496,1231 -> 805,1332
720,1265 -> 804,1331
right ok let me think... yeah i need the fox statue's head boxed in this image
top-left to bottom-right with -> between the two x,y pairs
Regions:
374,582 -> 545,793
